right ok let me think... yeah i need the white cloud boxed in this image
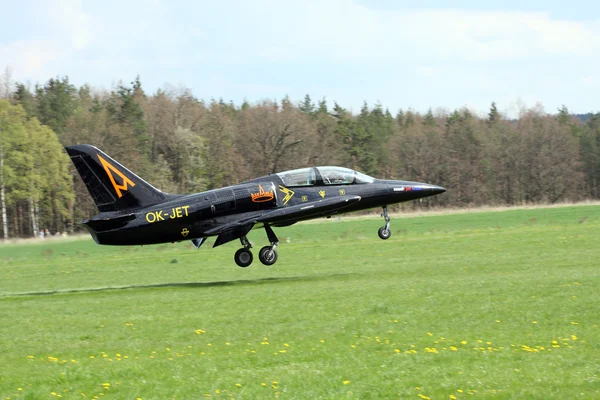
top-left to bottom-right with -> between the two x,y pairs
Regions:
1,0 -> 599,114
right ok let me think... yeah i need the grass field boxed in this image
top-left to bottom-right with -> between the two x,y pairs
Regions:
1,205 -> 599,399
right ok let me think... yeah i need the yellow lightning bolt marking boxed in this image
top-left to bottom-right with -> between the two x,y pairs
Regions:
278,185 -> 295,205
97,154 -> 135,198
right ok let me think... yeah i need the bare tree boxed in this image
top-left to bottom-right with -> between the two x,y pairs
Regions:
238,100 -> 316,178
0,67 -> 13,99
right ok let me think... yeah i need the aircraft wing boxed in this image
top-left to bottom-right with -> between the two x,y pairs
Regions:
207,195 -> 361,247
255,195 -> 361,224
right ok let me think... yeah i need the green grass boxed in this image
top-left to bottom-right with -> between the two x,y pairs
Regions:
1,205 -> 599,399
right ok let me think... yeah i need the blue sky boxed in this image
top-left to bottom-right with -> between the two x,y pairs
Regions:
1,0 -> 600,117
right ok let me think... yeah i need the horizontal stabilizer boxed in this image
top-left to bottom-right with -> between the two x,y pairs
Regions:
83,213 -> 136,232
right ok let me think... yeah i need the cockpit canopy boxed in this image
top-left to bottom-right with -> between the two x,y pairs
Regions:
276,167 -> 375,187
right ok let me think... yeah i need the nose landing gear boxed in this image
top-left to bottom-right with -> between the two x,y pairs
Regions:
378,206 -> 391,240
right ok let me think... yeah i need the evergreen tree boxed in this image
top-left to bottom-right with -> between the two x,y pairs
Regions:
317,98 -> 328,114
35,76 -> 77,136
13,84 -> 36,117
488,102 -> 500,124
395,109 -> 404,127
557,105 -> 569,124
299,94 -> 315,114
423,108 -> 436,127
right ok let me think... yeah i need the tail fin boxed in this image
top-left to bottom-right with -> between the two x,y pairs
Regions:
65,144 -> 170,212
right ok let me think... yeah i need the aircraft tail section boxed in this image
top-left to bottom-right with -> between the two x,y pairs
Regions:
65,144 -> 170,212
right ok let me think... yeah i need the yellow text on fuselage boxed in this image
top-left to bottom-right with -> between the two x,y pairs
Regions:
145,205 -> 190,223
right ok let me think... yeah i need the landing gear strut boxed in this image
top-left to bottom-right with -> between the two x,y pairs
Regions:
234,236 -> 253,267
378,206 -> 391,240
259,224 -> 279,266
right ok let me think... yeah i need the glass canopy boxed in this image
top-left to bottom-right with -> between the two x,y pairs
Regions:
276,167 -> 375,186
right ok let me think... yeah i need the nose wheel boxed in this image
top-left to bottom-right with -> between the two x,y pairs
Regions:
378,206 -> 391,240
234,236 -> 253,267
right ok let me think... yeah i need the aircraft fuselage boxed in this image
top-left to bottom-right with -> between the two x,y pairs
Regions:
84,175 -> 445,246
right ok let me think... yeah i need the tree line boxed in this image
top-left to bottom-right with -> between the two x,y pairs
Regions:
0,71 -> 599,238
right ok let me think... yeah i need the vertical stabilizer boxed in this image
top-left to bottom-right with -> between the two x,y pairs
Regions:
65,144 -> 169,212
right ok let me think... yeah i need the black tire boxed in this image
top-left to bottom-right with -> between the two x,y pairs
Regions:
378,226 -> 391,240
234,248 -> 253,267
258,246 -> 278,265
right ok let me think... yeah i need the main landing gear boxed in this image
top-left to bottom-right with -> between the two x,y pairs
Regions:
233,224 -> 280,267
378,206 -> 392,240
234,236 -> 253,267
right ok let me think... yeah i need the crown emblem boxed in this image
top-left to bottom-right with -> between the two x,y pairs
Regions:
251,185 -> 275,203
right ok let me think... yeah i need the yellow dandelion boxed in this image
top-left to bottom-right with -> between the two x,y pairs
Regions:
235,384 -> 242,388
427,332 -> 433,336
450,346 -> 457,351
343,380 -> 350,385
450,395 -> 457,400
261,383 -> 267,387
394,349 -> 401,353
461,340 -> 467,345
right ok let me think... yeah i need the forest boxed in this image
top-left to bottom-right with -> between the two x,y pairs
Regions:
0,71 -> 599,239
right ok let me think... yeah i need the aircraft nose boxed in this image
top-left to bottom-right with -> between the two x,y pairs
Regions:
430,185 -> 446,195
386,181 -> 446,198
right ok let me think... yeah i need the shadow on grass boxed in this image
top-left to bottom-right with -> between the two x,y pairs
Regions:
0,273 -> 357,299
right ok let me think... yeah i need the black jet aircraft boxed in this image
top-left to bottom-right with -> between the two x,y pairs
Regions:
66,145 -> 446,267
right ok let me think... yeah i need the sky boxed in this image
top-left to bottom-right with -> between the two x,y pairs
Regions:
1,0 -> 600,117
